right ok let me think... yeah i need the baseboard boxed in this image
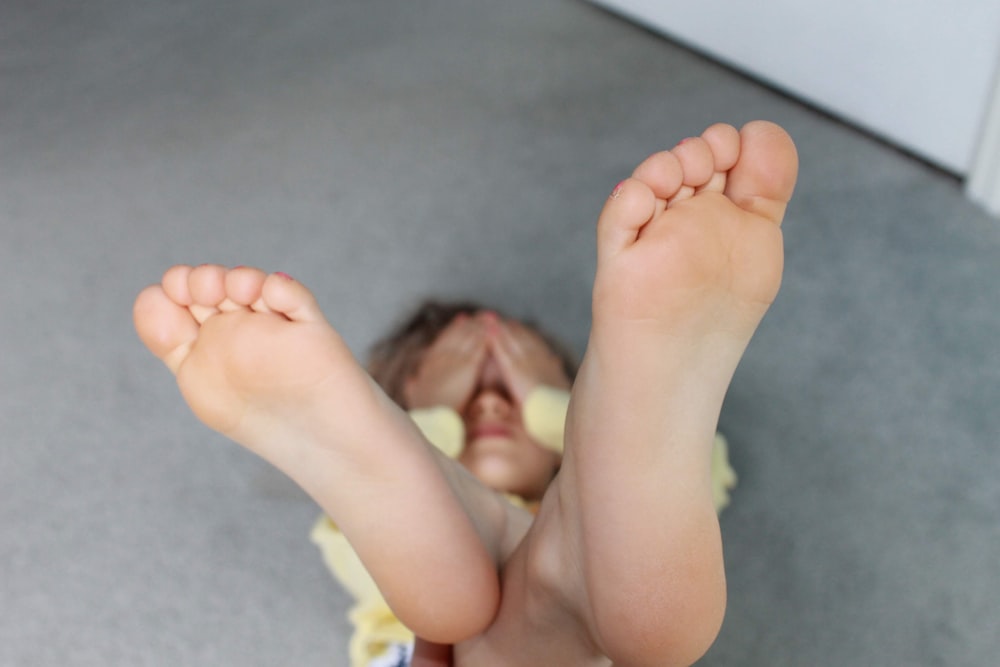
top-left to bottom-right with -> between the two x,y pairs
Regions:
966,65 -> 1000,218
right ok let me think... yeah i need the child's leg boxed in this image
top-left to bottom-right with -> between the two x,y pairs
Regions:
133,266 -> 506,643
541,122 -> 797,665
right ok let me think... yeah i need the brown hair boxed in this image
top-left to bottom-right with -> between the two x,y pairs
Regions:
367,299 -> 578,408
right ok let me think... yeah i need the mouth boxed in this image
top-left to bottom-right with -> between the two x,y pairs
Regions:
470,424 -> 513,440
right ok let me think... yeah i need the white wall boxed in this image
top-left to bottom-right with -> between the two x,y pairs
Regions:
591,0 -> 1000,175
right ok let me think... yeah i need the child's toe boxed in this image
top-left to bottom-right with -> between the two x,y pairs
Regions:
631,150 -> 684,200
261,272 -> 328,324
670,136 -> 716,188
725,121 -> 798,224
596,178 -> 657,260
133,285 -> 200,372
161,265 -> 195,306
188,264 -> 228,307
700,123 -> 740,173
224,266 -> 269,307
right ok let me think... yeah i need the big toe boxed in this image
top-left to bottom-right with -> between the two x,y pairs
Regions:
725,121 -> 798,224
134,285 -> 200,372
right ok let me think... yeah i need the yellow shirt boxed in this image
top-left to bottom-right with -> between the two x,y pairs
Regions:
310,386 -> 737,666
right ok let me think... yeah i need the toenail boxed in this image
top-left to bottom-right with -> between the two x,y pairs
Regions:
609,181 -> 626,199
274,271 -> 294,281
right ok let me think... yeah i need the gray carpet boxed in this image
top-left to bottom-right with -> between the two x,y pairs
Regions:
3,1 -> 998,665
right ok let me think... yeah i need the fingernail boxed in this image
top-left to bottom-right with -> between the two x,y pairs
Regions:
274,271 -> 294,281
609,181 -> 625,200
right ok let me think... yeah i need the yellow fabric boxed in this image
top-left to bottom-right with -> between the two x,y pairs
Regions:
311,386 -> 737,666
711,432 -> 738,511
521,385 -> 569,453
408,406 -> 464,458
310,516 -> 413,667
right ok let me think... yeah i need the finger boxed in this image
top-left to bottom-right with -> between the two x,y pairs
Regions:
500,321 -> 528,357
486,321 -> 518,366
509,320 -> 552,355
484,315 -> 524,357
486,328 -> 534,403
465,334 -> 490,371
439,314 -> 487,353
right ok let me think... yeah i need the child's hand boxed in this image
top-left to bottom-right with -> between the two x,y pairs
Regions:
486,316 -> 571,405
403,314 -> 489,411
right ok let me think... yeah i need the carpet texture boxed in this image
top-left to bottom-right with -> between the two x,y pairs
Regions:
2,1 -> 998,665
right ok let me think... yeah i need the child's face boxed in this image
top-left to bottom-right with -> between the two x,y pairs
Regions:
457,356 -> 560,500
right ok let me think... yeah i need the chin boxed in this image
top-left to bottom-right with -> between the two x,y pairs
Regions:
468,459 -> 518,493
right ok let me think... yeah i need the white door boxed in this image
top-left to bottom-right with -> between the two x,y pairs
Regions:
590,0 -> 1000,176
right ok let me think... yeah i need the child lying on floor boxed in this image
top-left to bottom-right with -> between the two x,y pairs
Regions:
134,120 -> 797,666
311,300 -> 738,665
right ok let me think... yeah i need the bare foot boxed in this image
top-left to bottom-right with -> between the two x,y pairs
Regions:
133,265 -> 500,643
134,266 -> 374,455
594,121 -> 795,345
561,121 -> 798,664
